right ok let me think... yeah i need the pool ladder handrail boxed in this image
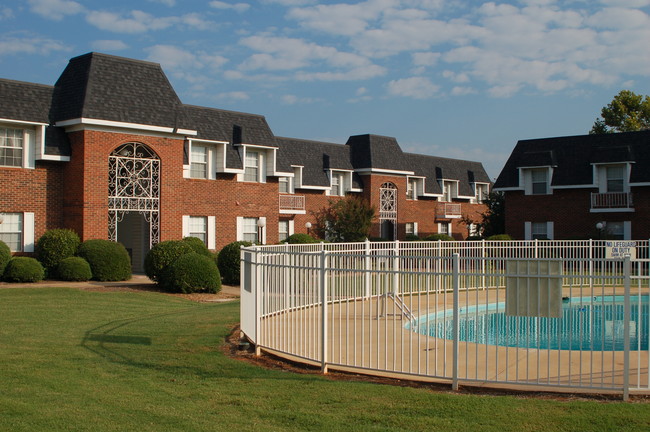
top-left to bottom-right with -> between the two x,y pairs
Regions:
388,292 -> 414,322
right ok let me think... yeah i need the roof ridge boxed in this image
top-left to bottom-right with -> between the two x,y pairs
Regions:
403,151 -> 483,165
276,136 -> 345,146
183,104 -> 266,118
0,78 -> 53,89
70,52 -> 163,68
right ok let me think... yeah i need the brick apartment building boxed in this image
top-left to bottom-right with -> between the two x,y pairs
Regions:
494,130 -> 650,240
0,52 -> 490,271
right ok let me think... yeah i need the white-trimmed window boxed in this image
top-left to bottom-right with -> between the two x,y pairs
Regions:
524,221 -> 554,240
0,127 -> 24,168
182,215 -> 216,249
405,222 -> 418,236
278,220 -> 294,242
438,222 -> 451,236
531,169 -> 549,195
279,177 -> 293,194
406,179 -> 418,200
238,217 -> 265,244
188,216 -> 207,244
244,151 -> 260,182
190,145 -> 208,179
607,221 -> 626,240
440,180 -> 457,202
474,183 -> 489,203
0,212 -> 34,252
330,172 -> 344,196
606,165 -> 625,193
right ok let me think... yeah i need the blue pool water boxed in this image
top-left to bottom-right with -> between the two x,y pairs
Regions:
409,295 -> 649,351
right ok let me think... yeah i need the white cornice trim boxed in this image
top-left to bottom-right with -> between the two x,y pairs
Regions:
38,154 -> 70,162
0,118 -> 48,126
188,138 -> 229,145
234,143 -> 277,150
297,185 -> 329,191
355,168 -> 415,175
55,118 -> 198,136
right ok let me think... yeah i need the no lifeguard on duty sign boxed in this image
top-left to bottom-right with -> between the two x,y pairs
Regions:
605,241 -> 637,259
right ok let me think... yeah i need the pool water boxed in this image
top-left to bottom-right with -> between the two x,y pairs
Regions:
410,295 -> 649,351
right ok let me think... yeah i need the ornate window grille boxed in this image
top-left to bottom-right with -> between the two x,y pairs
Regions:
108,142 -> 160,247
379,182 -> 397,220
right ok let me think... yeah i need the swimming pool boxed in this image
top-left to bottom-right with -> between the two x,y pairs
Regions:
409,295 -> 649,351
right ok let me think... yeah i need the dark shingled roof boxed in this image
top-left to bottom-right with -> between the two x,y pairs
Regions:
346,134 -> 412,172
276,137 -> 361,188
183,105 -> 278,169
403,152 -> 491,196
50,52 -> 192,130
0,79 -> 52,123
494,130 -> 650,189
0,79 -> 71,157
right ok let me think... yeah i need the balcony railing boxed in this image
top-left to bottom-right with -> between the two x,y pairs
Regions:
591,192 -> 633,210
436,203 -> 462,219
279,194 -> 306,213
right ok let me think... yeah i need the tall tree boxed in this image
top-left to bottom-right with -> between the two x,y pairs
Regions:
462,191 -> 505,238
590,90 -> 650,134
311,196 -> 376,242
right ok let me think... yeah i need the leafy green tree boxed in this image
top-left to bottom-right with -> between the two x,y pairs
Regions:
462,191 -> 505,238
312,196 -> 375,242
590,90 -> 650,134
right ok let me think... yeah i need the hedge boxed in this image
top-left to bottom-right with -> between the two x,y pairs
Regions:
162,252 -> 221,294
77,239 -> 131,281
35,229 -> 81,277
217,241 -> 252,285
144,240 -> 194,283
0,240 -> 10,277
57,257 -> 92,282
3,257 -> 45,283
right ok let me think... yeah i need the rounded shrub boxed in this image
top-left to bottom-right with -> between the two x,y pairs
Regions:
486,234 -> 513,241
217,241 -> 252,285
57,257 -> 92,282
0,240 -> 11,277
3,257 -> 45,283
162,252 -> 221,294
144,240 -> 194,283
35,229 -> 80,277
283,233 -> 319,244
466,235 -> 484,241
404,234 -> 421,241
77,239 -> 131,282
423,234 -> 454,241
182,236 -> 213,257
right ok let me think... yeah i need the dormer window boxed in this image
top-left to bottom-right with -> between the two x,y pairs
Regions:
406,178 -> 418,200
474,183 -> 489,203
440,180 -> 457,202
531,169 -> 548,194
329,172 -> 345,196
606,165 -> 625,192
0,126 -> 24,168
190,145 -> 207,179
279,176 -> 293,194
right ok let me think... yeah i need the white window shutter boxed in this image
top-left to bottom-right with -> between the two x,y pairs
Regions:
24,212 -> 35,252
547,221 -> 554,240
413,222 -> 418,236
236,217 -> 243,241
288,219 -> 295,236
260,152 -> 267,183
624,221 -> 632,240
207,216 -> 216,250
182,215 -> 190,238
524,221 -> 532,240
208,147 -> 216,180
24,129 -> 36,169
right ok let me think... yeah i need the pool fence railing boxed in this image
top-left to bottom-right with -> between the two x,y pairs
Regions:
240,239 -> 650,399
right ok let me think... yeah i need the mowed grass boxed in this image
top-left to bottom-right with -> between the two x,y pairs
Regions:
1,288 -> 649,432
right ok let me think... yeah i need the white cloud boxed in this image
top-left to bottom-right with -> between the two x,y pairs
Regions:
281,94 -> 319,104
387,77 -> 440,99
412,52 -> 440,67
239,36 -> 385,80
0,8 -> 14,20
216,91 -> 250,101
91,40 -> 128,51
586,7 -> 650,29
146,45 -> 228,71
0,36 -> 70,56
450,86 -> 476,96
86,10 -> 214,34
209,1 -> 250,13
148,0 -> 175,6
28,0 -> 84,21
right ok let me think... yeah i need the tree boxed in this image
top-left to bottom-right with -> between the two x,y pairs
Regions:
590,90 -> 650,134
461,191 -> 505,238
312,196 -> 376,242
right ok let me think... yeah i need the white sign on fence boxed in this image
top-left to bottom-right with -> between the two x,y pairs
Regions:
605,241 -> 637,259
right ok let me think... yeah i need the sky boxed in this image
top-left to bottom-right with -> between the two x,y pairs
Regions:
1,0 -> 650,179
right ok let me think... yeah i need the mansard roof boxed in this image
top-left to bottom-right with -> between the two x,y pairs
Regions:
276,137 -> 360,187
346,134 -> 412,172
494,130 -> 650,189
404,152 -> 491,196
51,52 -> 192,130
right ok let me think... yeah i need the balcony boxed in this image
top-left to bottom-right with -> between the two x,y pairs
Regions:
279,194 -> 306,214
590,192 -> 633,211
436,203 -> 462,219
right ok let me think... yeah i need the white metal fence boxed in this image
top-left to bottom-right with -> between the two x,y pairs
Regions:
240,240 -> 650,399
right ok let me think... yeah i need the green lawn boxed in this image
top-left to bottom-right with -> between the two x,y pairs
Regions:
1,288 -> 649,432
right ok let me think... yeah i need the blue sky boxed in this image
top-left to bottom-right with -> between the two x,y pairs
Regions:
1,0 -> 649,179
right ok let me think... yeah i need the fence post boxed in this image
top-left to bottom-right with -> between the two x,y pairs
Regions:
393,240 -> 400,296
365,238 -> 371,298
253,248 -> 262,356
320,249 -> 329,374
623,255 -> 631,401
452,253 -> 460,391
481,239 -> 486,290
